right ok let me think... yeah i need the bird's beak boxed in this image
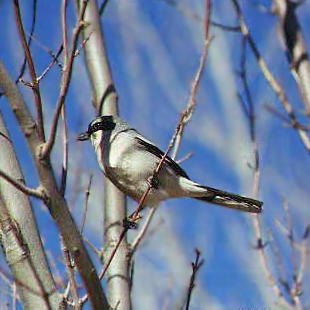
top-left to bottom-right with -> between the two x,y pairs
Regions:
77,131 -> 90,141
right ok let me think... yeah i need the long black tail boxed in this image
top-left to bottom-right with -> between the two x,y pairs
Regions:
195,186 -> 263,213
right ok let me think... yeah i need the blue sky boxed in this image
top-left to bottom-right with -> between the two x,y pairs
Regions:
0,0 -> 309,309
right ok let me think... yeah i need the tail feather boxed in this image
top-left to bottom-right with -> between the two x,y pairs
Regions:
195,186 -> 263,213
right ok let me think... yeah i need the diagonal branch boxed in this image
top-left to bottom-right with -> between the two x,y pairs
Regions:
231,0 -> 310,154
272,0 -> 310,114
0,169 -> 44,200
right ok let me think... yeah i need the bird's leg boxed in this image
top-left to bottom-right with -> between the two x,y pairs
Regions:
123,213 -> 143,229
147,174 -> 159,189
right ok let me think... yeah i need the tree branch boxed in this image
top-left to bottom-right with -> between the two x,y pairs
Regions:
41,0 -> 88,158
0,169 -> 44,200
273,0 -> 310,114
13,0 -> 45,142
231,0 -> 310,154
184,249 -> 204,310
0,59 -> 109,309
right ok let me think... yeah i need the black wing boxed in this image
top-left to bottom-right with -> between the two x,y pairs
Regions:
135,137 -> 189,179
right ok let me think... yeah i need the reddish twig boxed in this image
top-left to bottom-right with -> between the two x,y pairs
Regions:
80,175 -> 93,234
15,0 -> 38,84
41,0 -> 89,158
13,0 -> 45,142
106,8 -> 212,279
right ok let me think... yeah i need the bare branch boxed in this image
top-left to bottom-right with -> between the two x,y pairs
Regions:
15,0 -> 38,84
41,0 -> 88,158
273,0 -> 310,114
80,175 -> 93,234
237,35 -> 294,309
0,169 -> 44,200
62,0 -> 69,63
184,249 -> 204,310
13,0 -> 45,142
130,207 -> 158,257
231,0 -> 310,154
158,0 -> 240,31
0,58 -> 109,310
37,45 -> 64,83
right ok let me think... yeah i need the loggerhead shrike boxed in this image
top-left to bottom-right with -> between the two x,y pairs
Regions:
77,115 -> 263,213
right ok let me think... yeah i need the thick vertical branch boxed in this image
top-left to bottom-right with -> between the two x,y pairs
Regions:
273,0 -> 310,114
78,0 -> 130,309
0,61 -> 109,310
0,113 -> 62,309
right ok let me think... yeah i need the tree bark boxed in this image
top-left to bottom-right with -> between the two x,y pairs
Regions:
273,0 -> 310,114
0,61 -> 109,310
0,112 -> 63,309
79,0 -> 131,309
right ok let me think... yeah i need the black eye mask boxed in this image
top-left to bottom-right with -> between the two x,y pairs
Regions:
88,116 -> 116,135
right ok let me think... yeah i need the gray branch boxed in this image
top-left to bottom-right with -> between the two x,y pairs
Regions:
0,113 -> 63,309
0,61 -> 109,309
273,0 -> 310,114
79,0 -> 131,308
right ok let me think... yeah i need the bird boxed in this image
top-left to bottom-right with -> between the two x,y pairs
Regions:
77,115 -> 263,213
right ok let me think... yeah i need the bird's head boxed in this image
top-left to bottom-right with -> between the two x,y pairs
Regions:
77,115 -> 116,142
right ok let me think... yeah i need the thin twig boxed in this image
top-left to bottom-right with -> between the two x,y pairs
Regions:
237,35 -> 293,309
231,0 -> 310,154
74,32 -> 93,57
0,170 -> 44,200
41,0 -> 89,158
15,0 -> 38,84
13,0 -> 45,142
83,237 -> 103,260
108,14 -> 212,279
159,0 -> 239,32
80,175 -> 93,234
176,152 -> 194,164
171,38 -> 211,159
184,249 -> 204,310
62,0 -> 69,63
37,45 -> 64,83
130,207 -> 158,256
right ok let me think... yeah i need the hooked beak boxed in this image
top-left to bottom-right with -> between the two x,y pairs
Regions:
77,131 -> 90,141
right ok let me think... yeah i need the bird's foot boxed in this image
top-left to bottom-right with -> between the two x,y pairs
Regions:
147,175 -> 159,189
123,213 -> 143,229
